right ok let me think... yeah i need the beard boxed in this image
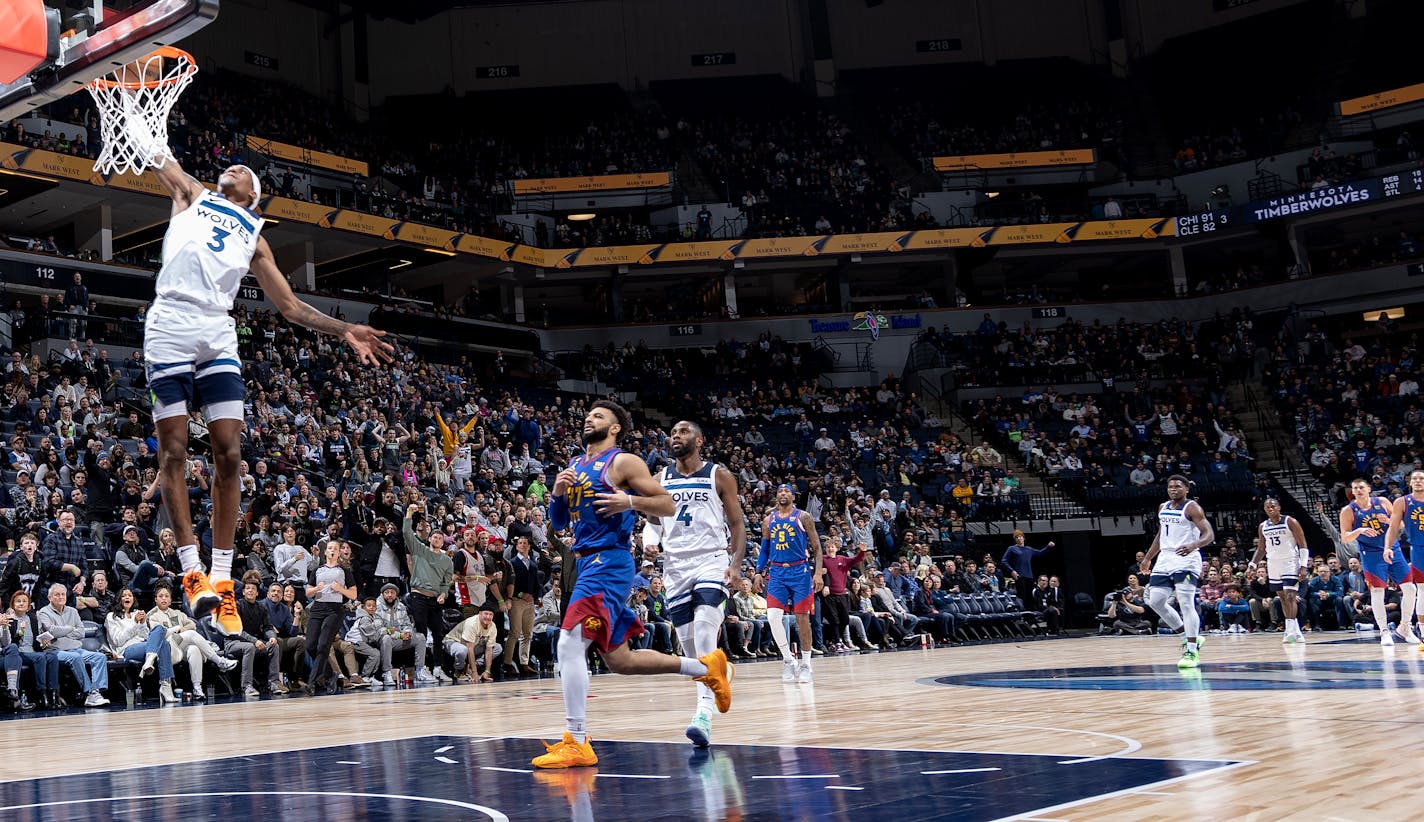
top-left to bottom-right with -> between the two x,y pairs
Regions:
582,424 -> 611,445
669,440 -> 695,459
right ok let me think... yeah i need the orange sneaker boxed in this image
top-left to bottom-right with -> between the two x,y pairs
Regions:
182,571 -> 219,619
212,579 -> 243,636
531,732 -> 598,769
695,649 -> 733,713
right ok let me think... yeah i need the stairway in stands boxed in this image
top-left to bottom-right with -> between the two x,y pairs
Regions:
1225,381 -> 1346,555
935,403 -> 1091,520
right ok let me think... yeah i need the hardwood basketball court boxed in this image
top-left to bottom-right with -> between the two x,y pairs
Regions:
0,633 -> 1409,820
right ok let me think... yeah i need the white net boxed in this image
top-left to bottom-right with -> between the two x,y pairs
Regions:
85,47 -> 197,177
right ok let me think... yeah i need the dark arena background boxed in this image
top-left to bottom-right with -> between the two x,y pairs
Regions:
0,0 -> 1421,819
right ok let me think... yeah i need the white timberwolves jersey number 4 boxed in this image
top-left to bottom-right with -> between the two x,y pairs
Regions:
1155,499 -> 1203,575
157,190 -> 264,313
652,462 -> 729,558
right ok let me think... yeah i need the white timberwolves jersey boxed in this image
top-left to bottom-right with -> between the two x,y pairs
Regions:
157,190 -> 264,313
1154,499 -> 1203,575
1260,516 -> 1300,560
650,461 -> 729,558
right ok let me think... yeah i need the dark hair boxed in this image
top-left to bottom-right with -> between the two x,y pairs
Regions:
674,420 -> 704,441
592,399 -> 632,442
109,586 -> 138,616
1166,474 -> 1190,486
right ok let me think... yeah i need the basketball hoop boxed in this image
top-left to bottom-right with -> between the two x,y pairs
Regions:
85,45 -> 197,176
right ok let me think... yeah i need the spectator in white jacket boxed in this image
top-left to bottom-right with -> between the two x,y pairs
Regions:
104,587 -> 177,703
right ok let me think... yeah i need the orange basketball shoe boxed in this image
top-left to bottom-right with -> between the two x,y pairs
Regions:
212,579 -> 243,636
532,733 -> 599,769
695,649 -> 734,713
182,571 -> 219,619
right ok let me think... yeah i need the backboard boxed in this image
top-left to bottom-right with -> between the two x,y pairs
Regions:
0,0 -> 217,123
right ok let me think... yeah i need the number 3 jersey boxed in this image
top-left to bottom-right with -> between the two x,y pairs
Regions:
157,190 -> 264,314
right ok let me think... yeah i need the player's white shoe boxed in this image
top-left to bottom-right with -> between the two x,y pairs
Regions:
781,659 -> 798,682
797,662 -> 813,684
1381,631 -> 1396,647
1283,631 -> 1304,644
1394,628 -> 1422,646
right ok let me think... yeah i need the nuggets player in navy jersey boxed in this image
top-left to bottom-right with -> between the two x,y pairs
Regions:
1342,477 -> 1417,646
142,139 -> 392,632
641,420 -> 746,748
757,483 -> 823,684
535,401 -> 733,769
1381,470 -> 1424,646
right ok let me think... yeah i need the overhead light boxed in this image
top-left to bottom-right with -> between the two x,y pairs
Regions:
388,259 -> 414,270
985,191 -> 1000,199
567,213 -> 596,221
424,247 -> 457,256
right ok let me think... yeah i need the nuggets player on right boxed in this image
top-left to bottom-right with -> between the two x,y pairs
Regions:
758,484 -> 824,684
1380,470 -> 1424,645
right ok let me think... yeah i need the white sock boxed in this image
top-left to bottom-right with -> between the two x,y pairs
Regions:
177,544 -> 202,575
210,548 -> 234,583
692,606 -> 723,714
800,649 -> 811,665
1285,618 -> 1299,635
678,657 -> 709,677
1147,587 -> 1183,630
1403,583 -> 1419,634
767,608 -> 794,660
558,627 -> 592,743
1371,589 -> 1390,631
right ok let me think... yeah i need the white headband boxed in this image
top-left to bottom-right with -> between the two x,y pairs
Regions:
233,164 -> 261,207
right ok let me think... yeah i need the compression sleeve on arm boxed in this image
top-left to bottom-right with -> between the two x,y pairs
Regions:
757,537 -> 771,573
550,495 -> 570,531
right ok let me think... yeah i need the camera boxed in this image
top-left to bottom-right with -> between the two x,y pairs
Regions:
1115,586 -> 1135,600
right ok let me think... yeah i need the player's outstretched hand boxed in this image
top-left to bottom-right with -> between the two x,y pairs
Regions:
345,324 -> 396,365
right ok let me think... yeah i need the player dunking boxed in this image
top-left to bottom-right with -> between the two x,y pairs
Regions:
141,125 -> 391,630
1380,470 -> 1424,646
534,401 -> 732,769
757,484 -> 823,684
641,420 -> 747,748
1341,478 -> 1416,646
1250,498 -> 1309,643
1140,475 -> 1214,669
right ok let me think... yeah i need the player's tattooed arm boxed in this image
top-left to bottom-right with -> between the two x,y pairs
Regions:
286,301 -> 350,337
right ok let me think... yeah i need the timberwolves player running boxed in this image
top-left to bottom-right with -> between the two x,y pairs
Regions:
1140,475 -> 1214,668
1249,498 -> 1309,643
147,150 -> 392,631
1381,470 -> 1424,646
534,401 -> 732,769
642,420 -> 746,748
758,484 -> 823,684
1342,478 -> 1416,646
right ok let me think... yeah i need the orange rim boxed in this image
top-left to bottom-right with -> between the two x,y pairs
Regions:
86,45 -> 197,91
